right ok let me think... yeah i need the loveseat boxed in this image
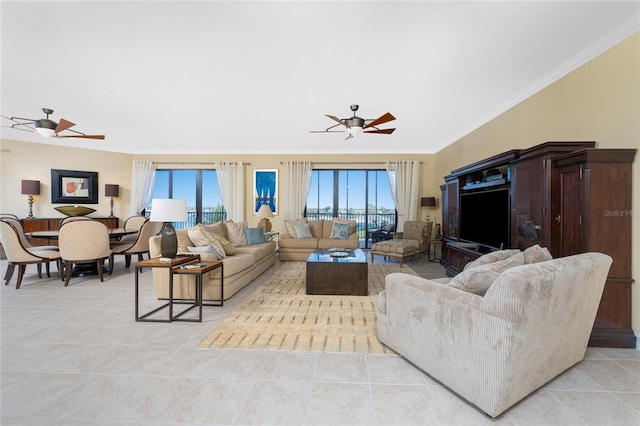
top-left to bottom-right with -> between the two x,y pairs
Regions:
149,221 -> 276,301
278,219 -> 359,261
376,248 -> 612,418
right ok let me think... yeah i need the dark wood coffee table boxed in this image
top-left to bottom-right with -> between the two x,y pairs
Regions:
306,249 -> 368,296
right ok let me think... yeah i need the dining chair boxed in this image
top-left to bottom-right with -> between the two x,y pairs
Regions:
113,215 -> 147,246
59,216 -> 93,227
58,220 -> 113,286
0,219 -> 62,289
110,219 -> 162,270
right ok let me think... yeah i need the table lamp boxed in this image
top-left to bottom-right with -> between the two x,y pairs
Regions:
105,184 -> 119,218
420,197 -> 436,221
256,204 -> 274,232
150,198 -> 187,258
21,180 -> 40,218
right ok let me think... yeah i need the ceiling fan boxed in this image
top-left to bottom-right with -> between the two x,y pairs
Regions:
311,104 -> 396,140
1,108 -> 105,140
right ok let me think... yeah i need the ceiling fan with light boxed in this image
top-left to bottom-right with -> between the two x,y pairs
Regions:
311,104 -> 396,140
1,108 -> 105,140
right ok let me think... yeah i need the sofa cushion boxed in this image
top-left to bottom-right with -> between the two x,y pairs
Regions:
309,220 -> 324,238
523,244 -> 553,264
236,242 -> 274,262
463,249 -> 521,271
293,223 -> 313,238
224,220 -> 247,246
284,219 -> 308,237
202,222 -> 227,239
217,253 -> 254,277
451,252 -> 525,296
279,236 -> 319,249
187,227 -> 212,247
245,227 -> 267,245
331,222 -> 351,239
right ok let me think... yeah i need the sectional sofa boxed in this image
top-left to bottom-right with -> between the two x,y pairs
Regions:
149,221 -> 276,301
278,218 -> 359,261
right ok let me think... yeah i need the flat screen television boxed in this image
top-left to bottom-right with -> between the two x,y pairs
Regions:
459,188 -> 510,250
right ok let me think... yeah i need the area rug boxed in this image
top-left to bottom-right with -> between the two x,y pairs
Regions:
197,262 -> 418,354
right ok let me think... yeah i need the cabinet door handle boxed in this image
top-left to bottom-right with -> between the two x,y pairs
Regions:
555,215 -> 561,222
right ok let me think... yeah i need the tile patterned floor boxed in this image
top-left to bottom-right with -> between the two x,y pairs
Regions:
1,254 -> 638,425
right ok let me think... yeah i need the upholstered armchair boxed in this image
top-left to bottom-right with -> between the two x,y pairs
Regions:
376,252 -> 612,417
393,221 -> 432,256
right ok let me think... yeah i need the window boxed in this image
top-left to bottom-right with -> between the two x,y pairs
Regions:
306,169 -> 396,247
148,169 -> 226,228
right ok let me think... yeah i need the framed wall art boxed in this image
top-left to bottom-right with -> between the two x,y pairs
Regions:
253,169 -> 278,214
51,169 -> 99,204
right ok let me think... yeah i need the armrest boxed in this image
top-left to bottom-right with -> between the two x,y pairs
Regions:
385,273 -> 482,309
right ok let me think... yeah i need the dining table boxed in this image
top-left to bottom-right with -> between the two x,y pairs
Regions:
26,228 -> 138,277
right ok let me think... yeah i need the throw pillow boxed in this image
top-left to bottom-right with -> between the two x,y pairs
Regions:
523,244 -> 553,264
193,224 -> 227,258
284,219 -> 308,238
333,218 -> 356,234
207,231 -> 236,256
224,220 -> 247,246
187,245 -> 222,260
463,249 -> 521,271
448,267 -> 501,296
293,223 -> 313,238
187,227 -> 211,247
331,222 -> 350,240
245,227 -> 267,245
450,252 -> 524,296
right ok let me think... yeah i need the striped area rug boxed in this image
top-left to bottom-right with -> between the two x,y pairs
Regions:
198,262 -> 418,354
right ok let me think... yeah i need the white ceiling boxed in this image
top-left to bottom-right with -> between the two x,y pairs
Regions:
1,1 -> 638,155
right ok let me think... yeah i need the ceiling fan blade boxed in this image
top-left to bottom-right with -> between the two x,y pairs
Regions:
310,130 -> 344,133
326,114 -> 348,127
57,134 -> 105,140
55,118 -> 76,133
1,115 -> 35,131
363,128 -> 395,134
363,112 -> 395,129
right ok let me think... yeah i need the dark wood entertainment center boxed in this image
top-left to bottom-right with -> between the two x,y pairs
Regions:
439,141 -> 636,348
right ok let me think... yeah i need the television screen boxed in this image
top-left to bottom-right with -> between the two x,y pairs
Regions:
459,188 -> 510,250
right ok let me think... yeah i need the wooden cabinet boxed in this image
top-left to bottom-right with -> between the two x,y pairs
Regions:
510,142 -> 595,251
552,149 -> 636,347
22,217 -> 119,246
439,142 -> 636,347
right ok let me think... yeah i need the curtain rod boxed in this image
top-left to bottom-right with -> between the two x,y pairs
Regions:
154,161 -> 251,165
279,161 -> 423,165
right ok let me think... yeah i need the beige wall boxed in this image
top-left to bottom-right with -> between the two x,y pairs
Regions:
0,140 -> 132,219
433,33 -> 640,336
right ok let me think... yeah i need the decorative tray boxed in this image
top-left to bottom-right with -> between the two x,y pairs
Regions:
54,205 -> 96,217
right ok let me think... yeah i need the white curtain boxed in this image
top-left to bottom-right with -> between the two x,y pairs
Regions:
215,161 -> 245,222
386,160 -> 421,232
129,160 -> 156,216
282,160 -> 313,219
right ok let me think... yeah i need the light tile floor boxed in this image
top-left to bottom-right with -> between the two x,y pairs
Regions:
1,254 -> 638,425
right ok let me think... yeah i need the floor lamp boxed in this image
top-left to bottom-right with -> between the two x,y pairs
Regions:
150,199 -> 187,258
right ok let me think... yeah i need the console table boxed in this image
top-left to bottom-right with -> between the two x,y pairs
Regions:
22,217 -> 119,247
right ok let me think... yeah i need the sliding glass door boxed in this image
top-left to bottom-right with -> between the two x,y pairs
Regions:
306,169 -> 395,248
150,169 -> 225,228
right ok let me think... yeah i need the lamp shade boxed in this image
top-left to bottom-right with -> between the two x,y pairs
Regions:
150,199 -> 188,222
21,180 -> 40,195
256,203 -> 274,218
421,197 -> 436,207
105,184 -> 119,197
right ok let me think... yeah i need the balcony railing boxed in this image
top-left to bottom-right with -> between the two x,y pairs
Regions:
305,212 -> 396,246
145,210 -> 227,230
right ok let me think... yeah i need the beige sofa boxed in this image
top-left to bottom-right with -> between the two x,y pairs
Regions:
376,250 -> 612,418
278,219 -> 359,261
149,222 -> 276,301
